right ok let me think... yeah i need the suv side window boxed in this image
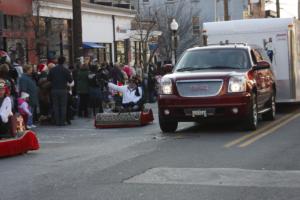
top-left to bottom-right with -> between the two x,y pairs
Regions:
250,50 -> 258,64
252,49 -> 264,62
257,48 -> 271,63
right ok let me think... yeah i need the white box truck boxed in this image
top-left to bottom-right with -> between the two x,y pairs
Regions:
203,18 -> 300,103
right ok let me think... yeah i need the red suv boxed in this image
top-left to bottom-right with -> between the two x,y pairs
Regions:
158,44 -> 276,132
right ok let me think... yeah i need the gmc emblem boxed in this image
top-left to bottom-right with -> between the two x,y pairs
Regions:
190,84 -> 209,91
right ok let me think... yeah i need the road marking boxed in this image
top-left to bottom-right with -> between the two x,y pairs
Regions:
125,167 -> 300,188
39,141 -> 66,144
224,110 -> 300,148
239,112 -> 300,147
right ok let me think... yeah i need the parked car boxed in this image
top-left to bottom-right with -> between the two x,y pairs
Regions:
158,44 -> 276,132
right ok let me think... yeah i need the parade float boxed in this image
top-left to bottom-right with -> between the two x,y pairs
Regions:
0,50 -> 39,157
0,115 -> 39,158
94,108 -> 154,128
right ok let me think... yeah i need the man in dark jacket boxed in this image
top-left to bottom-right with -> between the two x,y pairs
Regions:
47,56 -> 73,126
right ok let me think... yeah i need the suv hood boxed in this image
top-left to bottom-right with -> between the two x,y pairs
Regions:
164,69 -> 249,80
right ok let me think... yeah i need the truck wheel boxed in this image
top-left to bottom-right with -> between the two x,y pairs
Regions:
262,93 -> 276,121
244,93 -> 258,130
159,115 -> 178,133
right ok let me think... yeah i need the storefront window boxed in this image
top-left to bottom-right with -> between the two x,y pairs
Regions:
83,43 -> 112,64
99,48 -> 105,64
116,41 -> 125,64
133,41 -> 142,65
7,39 -> 26,64
106,44 -> 112,63
62,20 -> 70,62
44,18 -> 71,63
47,19 -> 63,60
83,48 -> 98,61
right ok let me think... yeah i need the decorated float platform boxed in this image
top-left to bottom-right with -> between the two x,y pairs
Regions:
0,116 -> 39,158
95,108 -> 154,128
0,131 -> 39,158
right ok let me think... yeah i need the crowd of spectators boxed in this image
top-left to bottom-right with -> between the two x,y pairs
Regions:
0,52 -> 159,136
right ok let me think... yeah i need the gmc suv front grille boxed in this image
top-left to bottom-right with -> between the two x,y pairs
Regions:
176,79 -> 223,97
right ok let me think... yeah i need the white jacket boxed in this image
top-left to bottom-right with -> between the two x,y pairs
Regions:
108,83 -> 142,104
0,97 -> 13,123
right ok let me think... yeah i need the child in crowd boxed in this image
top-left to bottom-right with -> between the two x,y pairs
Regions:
18,92 -> 33,129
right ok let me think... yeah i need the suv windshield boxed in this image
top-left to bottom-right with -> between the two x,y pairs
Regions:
175,48 -> 251,72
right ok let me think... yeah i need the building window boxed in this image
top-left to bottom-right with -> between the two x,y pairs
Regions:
99,43 -> 112,64
5,15 -> 13,29
106,43 -> 112,63
192,16 -> 200,35
6,39 -> 27,63
4,15 -> 25,30
166,0 -> 175,4
116,41 -> 125,64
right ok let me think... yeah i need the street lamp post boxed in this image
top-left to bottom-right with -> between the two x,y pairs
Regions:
170,19 -> 179,65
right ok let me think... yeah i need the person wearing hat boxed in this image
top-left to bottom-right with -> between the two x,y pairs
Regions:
18,92 -> 32,129
37,63 -> 48,75
107,75 -> 143,111
0,79 -> 13,136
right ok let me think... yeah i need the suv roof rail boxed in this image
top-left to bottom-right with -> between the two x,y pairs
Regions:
206,42 -> 248,46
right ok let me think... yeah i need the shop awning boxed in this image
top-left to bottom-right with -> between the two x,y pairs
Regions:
83,42 -> 105,49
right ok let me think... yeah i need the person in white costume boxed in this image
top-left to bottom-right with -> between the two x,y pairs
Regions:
108,76 -> 143,111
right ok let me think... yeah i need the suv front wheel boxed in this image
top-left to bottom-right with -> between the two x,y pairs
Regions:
159,114 -> 178,133
244,93 -> 258,130
262,92 -> 276,121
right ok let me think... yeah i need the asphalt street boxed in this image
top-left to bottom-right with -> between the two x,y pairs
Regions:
1,103 -> 300,200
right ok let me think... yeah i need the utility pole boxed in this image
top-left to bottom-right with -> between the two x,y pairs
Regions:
214,0 -> 217,21
298,0 -> 300,20
72,0 -> 83,64
112,15 -> 117,63
276,0 -> 280,18
224,0 -> 229,21
0,12 -> 4,50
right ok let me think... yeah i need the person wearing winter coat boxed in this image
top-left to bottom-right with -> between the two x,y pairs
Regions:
76,62 -> 90,117
19,64 -> 38,128
37,63 -> 51,121
47,56 -> 73,126
88,65 -> 103,116
18,92 -> 32,129
110,63 -> 125,84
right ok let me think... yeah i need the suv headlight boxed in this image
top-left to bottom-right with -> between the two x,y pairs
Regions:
228,76 -> 246,93
160,77 -> 173,95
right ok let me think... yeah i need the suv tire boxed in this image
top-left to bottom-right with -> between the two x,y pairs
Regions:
244,93 -> 258,130
262,92 -> 276,121
159,115 -> 178,133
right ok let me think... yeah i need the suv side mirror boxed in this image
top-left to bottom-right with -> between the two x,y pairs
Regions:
253,61 -> 271,70
162,64 -> 174,75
